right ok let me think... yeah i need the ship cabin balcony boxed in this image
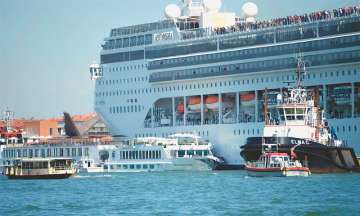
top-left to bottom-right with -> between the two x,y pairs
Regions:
149,48 -> 360,83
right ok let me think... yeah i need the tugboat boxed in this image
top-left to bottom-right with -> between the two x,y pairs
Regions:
245,152 -> 310,177
3,158 -> 76,180
240,56 -> 360,173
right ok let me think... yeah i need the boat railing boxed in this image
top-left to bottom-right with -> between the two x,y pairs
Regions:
180,7 -> 360,41
53,166 -> 73,171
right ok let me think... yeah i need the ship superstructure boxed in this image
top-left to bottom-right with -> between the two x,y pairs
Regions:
92,0 -> 360,165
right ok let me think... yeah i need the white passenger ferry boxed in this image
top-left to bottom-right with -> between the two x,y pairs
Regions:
3,158 -> 76,180
77,133 -> 222,172
1,134 -> 222,173
91,0 -> 360,166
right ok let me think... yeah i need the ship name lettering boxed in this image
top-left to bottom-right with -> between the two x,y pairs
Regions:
290,139 -> 310,145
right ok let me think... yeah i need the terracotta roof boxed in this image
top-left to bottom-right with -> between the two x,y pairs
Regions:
0,119 -> 25,129
72,112 -> 97,122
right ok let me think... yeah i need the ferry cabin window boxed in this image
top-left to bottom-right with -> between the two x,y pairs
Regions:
41,149 -> 45,158
137,35 -> 144,46
16,149 -> 21,157
145,34 -> 152,45
130,36 -> 137,47
85,148 -> 89,157
123,38 -> 129,48
115,39 -> 122,48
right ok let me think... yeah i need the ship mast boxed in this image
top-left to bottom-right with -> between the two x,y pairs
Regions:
296,54 -> 306,88
2,108 -> 14,133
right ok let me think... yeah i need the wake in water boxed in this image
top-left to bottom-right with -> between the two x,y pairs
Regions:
73,174 -> 113,179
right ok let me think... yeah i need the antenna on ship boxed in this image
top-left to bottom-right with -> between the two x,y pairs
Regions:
295,53 -> 307,88
2,108 -> 14,133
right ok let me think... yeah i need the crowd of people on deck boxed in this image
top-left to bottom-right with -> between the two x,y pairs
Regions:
213,6 -> 360,35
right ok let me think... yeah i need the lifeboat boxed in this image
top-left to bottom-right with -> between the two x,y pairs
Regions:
188,96 -> 201,112
177,103 -> 184,114
205,95 -> 219,110
240,92 -> 255,106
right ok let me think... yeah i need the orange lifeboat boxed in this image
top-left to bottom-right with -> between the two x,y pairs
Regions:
240,92 -> 255,106
240,92 -> 255,101
188,96 -> 201,111
177,103 -> 184,114
205,95 -> 219,110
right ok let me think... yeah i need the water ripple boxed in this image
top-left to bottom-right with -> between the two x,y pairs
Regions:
0,171 -> 359,216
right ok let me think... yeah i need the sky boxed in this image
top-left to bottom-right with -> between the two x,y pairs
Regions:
1,0 -> 358,119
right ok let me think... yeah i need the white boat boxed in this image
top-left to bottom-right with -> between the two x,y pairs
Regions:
78,133 -> 223,173
245,152 -> 311,177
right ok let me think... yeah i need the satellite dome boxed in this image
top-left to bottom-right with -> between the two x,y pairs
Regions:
165,4 -> 181,19
203,0 -> 222,12
242,2 -> 258,17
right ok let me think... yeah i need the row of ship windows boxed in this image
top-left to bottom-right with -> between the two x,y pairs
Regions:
106,164 -> 159,170
103,34 -> 152,50
148,34 -> 360,70
116,150 -> 161,160
97,75 -> 148,86
2,147 -> 90,159
135,131 -> 210,139
232,125 -> 359,136
333,125 -> 358,133
234,129 -> 262,136
95,70 -> 356,98
131,125 -> 359,139
109,105 -> 144,114
105,64 -> 147,73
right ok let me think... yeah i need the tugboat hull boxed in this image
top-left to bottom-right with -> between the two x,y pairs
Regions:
241,137 -> 360,173
245,167 -> 310,177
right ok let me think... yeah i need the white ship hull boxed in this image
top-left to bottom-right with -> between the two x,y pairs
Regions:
79,157 -> 215,173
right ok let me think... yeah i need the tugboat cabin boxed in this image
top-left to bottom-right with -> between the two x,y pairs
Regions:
257,153 -> 290,168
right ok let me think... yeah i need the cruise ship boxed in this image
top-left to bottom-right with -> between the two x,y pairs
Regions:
90,0 -> 360,166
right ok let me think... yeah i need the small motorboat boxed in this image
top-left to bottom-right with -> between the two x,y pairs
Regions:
245,152 -> 311,177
